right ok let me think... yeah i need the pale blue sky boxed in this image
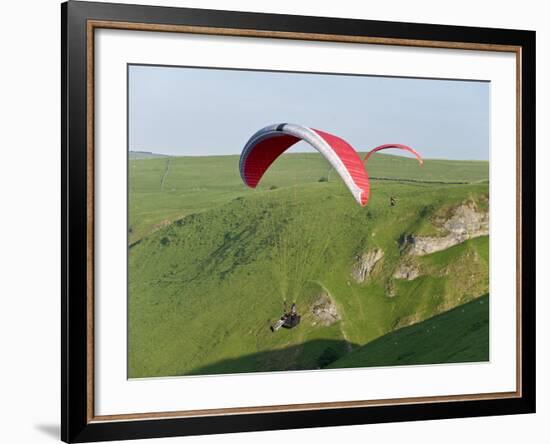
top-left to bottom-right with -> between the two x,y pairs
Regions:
128,65 -> 490,160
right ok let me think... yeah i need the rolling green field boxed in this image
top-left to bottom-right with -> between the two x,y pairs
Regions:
128,152 -> 489,378
129,153 -> 488,244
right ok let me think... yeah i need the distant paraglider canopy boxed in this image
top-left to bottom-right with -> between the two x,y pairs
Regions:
240,123 -> 370,206
364,143 -> 423,166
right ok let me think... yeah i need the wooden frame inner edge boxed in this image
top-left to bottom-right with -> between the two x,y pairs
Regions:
85,19 -> 523,423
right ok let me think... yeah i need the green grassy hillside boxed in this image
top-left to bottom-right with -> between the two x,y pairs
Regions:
129,153 -> 489,244
128,152 -> 489,378
328,293 -> 489,369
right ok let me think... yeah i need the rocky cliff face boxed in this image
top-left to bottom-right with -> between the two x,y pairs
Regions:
402,203 -> 488,256
350,248 -> 384,283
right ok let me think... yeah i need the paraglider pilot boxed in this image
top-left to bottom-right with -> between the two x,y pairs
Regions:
270,302 -> 301,332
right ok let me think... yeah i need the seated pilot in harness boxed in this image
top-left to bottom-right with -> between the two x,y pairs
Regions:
270,302 -> 301,332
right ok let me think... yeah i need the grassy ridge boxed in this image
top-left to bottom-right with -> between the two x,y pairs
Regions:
129,151 -> 169,160
128,153 -> 489,377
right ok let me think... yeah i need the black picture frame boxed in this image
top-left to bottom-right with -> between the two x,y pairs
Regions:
62,1 -> 536,442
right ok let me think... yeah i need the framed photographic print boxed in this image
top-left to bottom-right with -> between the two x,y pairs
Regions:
61,1 -> 536,442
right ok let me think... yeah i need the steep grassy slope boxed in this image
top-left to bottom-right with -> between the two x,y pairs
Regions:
128,153 -> 489,377
328,293 -> 489,369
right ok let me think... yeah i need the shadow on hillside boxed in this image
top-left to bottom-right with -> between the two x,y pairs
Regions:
185,295 -> 490,377
185,338 -> 359,377
328,294 -> 489,369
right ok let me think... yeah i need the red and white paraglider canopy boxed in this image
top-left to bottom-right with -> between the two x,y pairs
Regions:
364,143 -> 423,165
239,123 -> 370,206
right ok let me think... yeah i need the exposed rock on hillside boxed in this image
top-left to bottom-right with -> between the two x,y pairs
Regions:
393,262 -> 421,280
386,280 -> 396,298
311,292 -> 341,326
350,248 -> 384,283
402,203 -> 488,256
